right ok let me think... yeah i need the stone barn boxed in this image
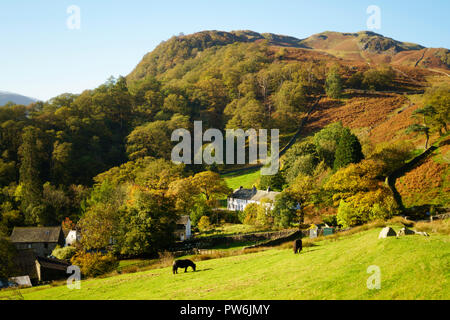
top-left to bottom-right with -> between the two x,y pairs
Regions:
10,226 -> 65,257
13,249 -> 70,284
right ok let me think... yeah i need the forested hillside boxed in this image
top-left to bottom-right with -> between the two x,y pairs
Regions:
0,30 -> 448,268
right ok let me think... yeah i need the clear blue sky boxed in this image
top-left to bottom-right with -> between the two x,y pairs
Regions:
1,0 -> 449,101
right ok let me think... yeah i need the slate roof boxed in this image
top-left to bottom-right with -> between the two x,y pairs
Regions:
36,256 -> 70,271
230,188 -> 280,202
251,190 -> 280,202
10,226 -> 63,243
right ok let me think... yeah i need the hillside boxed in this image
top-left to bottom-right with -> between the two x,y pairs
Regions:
0,91 -> 36,106
0,29 -> 448,270
395,139 -> 450,208
127,30 -> 306,81
128,30 -> 449,82
2,225 -> 449,300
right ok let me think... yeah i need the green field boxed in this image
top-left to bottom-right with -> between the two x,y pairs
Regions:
222,169 -> 260,190
2,225 -> 449,300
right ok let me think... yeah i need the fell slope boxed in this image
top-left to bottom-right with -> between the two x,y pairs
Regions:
128,30 -> 449,82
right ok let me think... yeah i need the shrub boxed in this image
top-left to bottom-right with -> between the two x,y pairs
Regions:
243,203 -> 259,225
337,198 -> 395,229
362,67 -> 395,90
255,200 -> 274,227
336,200 -> 361,228
347,71 -> 364,89
52,246 -> 77,261
321,214 -> 338,227
369,203 -> 393,221
190,199 -> 212,226
238,210 -> 247,224
70,252 -> 118,278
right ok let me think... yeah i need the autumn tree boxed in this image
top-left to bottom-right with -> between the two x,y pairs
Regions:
325,160 -> 398,227
243,203 -> 259,225
198,215 -> 212,232
190,171 -> 231,203
167,177 -> 200,214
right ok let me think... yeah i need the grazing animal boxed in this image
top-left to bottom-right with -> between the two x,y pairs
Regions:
173,259 -> 196,274
293,239 -> 302,254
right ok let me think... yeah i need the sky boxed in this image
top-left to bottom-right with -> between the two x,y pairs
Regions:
0,0 -> 449,101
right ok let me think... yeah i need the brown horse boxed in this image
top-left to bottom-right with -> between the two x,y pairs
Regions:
173,259 -> 196,274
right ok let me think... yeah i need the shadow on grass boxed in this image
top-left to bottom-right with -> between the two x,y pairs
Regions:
196,268 -> 213,273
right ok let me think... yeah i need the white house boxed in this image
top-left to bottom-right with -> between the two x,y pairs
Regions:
175,215 -> 191,241
65,230 -> 81,247
227,186 -> 280,211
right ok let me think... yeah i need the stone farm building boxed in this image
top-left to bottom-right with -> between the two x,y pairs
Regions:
13,249 -> 70,284
227,186 -> 280,211
10,226 -> 65,257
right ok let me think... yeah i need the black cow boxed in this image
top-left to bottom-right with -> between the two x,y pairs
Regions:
172,259 -> 196,274
293,239 -> 302,254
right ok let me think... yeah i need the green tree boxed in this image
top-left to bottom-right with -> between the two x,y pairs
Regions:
313,122 -> 347,167
272,192 -> 297,227
325,66 -> 343,99
258,170 -> 285,191
333,128 -> 364,170
18,126 -> 44,225
117,188 -> 177,257
0,231 -> 16,278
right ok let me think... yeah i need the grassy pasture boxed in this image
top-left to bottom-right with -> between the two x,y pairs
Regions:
2,225 -> 448,300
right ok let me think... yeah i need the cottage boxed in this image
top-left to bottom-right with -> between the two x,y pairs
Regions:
65,229 -> 81,246
10,226 -> 65,257
175,215 -> 192,241
227,186 -> 280,211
